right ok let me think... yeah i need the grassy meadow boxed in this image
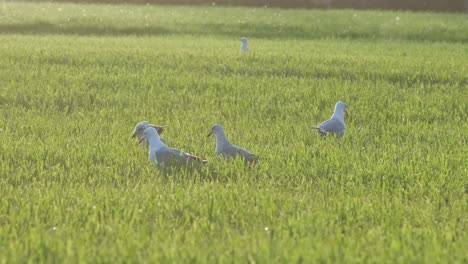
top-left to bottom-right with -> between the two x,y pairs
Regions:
0,2 -> 467,262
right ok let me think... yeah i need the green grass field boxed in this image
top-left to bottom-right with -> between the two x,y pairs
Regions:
1,2 -> 467,262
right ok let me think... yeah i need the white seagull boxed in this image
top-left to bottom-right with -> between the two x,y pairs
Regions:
240,37 -> 249,52
132,121 -> 164,146
311,101 -> 348,138
208,124 -> 258,162
141,127 -> 207,168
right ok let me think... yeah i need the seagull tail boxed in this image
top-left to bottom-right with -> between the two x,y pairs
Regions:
249,155 -> 260,163
311,126 -> 327,137
186,153 -> 208,165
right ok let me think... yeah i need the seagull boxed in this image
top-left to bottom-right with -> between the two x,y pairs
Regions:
132,121 -> 164,146
240,37 -> 249,52
141,127 -> 207,168
208,124 -> 258,162
311,101 -> 348,138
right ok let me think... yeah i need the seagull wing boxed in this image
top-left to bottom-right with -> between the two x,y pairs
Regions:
156,147 -> 206,167
318,118 -> 345,134
223,144 -> 258,162
181,151 -> 208,164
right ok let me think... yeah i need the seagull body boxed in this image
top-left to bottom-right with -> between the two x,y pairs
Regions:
142,127 -> 207,168
312,101 -> 348,137
240,37 -> 249,52
208,124 -> 258,162
132,121 -> 164,146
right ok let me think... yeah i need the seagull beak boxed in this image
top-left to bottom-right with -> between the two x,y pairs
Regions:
345,110 -> 350,117
207,131 -> 213,137
131,132 -> 137,139
138,137 -> 145,144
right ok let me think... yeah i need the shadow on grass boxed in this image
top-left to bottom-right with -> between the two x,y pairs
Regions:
1,21 -> 467,43
0,22 -> 172,36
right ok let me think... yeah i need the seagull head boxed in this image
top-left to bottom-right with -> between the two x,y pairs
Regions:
207,124 -> 225,137
140,127 -> 161,144
132,121 -> 164,139
240,37 -> 248,43
334,101 -> 349,117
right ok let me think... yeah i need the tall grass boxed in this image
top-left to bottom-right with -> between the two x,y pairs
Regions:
0,2 -> 467,262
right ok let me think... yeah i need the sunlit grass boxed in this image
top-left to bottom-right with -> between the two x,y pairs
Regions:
0,2 -> 467,263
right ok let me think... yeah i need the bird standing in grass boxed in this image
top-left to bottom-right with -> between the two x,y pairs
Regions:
240,37 -> 249,52
311,101 -> 348,138
141,127 -> 207,169
208,124 -> 258,162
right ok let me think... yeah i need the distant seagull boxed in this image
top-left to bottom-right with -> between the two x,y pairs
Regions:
132,121 -> 164,146
311,101 -> 348,138
208,124 -> 258,162
141,127 -> 207,168
240,37 -> 249,52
